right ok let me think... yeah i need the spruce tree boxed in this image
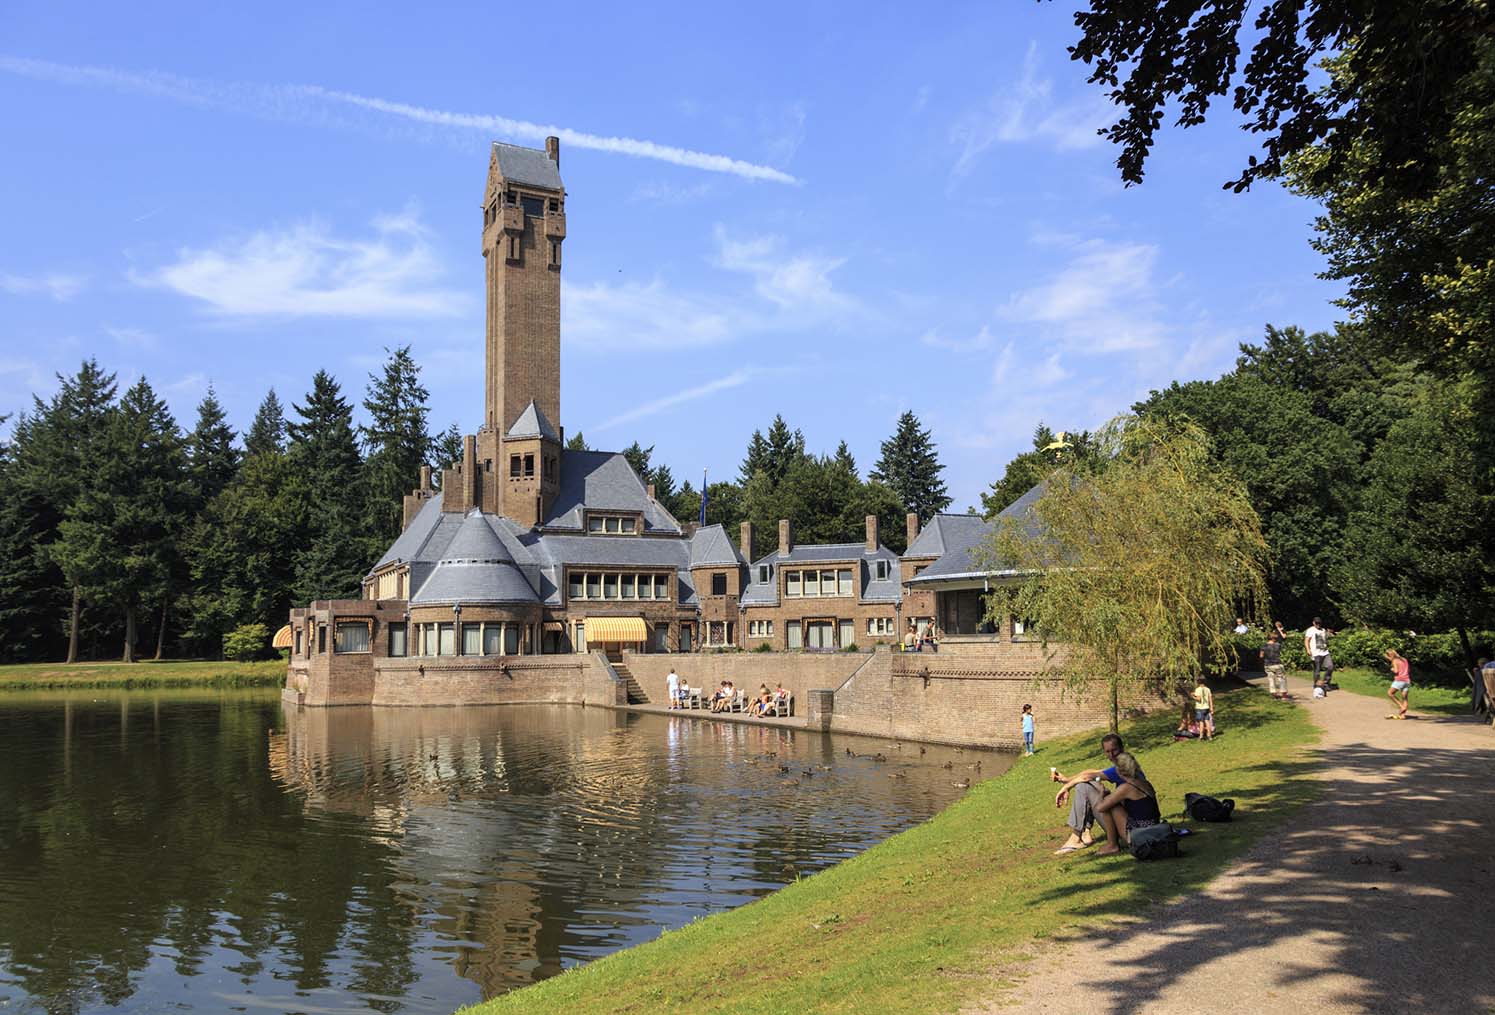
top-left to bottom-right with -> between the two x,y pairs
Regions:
186,386 -> 240,504
622,441 -> 654,481
870,410 -> 951,523
286,370 -> 366,602
432,423 -> 464,471
244,388 -> 286,458
360,346 -> 431,549
566,431 -> 591,451
739,429 -> 769,484
762,415 -> 805,485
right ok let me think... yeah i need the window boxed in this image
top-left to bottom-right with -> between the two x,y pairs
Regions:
867,617 -> 894,636
822,570 -> 837,596
483,624 -> 503,655
437,623 -> 455,656
786,571 -> 801,597
605,516 -> 620,533
711,572 -> 727,596
506,190 -> 516,205
603,574 -> 619,599
574,622 -> 585,652
838,569 -> 853,597
462,623 -> 482,656
295,629 -> 304,655
588,516 -> 604,532
334,621 -> 370,654
680,624 -> 693,652
317,625 -> 326,654
875,559 -> 889,580
803,571 -> 819,596
586,573 -> 601,599
504,624 -> 521,655
758,564 -> 771,584
621,517 -> 636,533
654,575 -> 669,600
510,455 -> 521,477
569,572 -> 584,600
839,620 -> 855,648
622,574 -> 635,599
654,624 -> 669,652
749,620 -> 774,638
786,621 -> 802,649
388,623 -> 407,657
806,620 -> 834,650
521,194 -> 545,217
548,198 -> 559,212
523,454 -> 534,477
726,621 -> 734,645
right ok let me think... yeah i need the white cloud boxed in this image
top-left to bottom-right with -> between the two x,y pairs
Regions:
563,278 -> 735,350
921,325 -> 995,353
0,271 -> 84,301
949,41 -> 1109,178
105,325 -> 159,350
629,180 -> 713,205
134,208 -> 466,318
593,369 -> 758,433
758,101 -> 807,167
1000,238 -> 1164,352
0,57 -> 799,185
713,226 -> 855,316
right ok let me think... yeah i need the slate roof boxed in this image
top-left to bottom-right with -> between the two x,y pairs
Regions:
688,524 -> 747,568
542,450 -> 681,534
741,542 -> 901,606
905,485 -> 1045,584
492,142 -> 563,191
410,561 -> 540,605
776,542 -> 871,563
441,510 -> 514,563
505,400 -> 560,442
371,493 -> 454,571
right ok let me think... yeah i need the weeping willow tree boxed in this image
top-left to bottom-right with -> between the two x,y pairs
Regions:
979,416 -> 1270,731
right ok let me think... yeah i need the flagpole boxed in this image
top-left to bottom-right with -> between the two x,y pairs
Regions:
699,468 -> 708,527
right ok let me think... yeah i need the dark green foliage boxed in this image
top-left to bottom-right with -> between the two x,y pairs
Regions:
244,388 -> 286,458
870,410 -> 951,523
222,622 -> 269,661
621,441 -> 654,481
186,387 -> 240,505
360,346 -> 431,552
739,429 -> 770,485
565,431 -> 591,451
762,415 -> 806,485
286,371 -> 366,603
431,423 -> 463,471
980,424 -> 1098,516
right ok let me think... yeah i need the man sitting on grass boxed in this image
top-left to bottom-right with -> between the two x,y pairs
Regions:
1049,733 -> 1144,855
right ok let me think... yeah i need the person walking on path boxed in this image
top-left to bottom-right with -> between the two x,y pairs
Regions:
666,667 -> 680,709
1261,633 -> 1288,698
1021,704 -> 1036,756
1385,649 -> 1412,719
1305,618 -> 1333,690
1192,676 -> 1215,740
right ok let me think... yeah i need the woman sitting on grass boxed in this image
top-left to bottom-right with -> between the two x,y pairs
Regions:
1094,752 -> 1161,857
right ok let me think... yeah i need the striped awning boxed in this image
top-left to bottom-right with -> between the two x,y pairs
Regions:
585,617 -> 649,644
543,621 -> 566,633
272,624 -> 293,649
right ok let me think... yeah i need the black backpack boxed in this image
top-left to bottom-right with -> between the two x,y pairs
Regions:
1128,822 -> 1181,860
1185,792 -> 1236,822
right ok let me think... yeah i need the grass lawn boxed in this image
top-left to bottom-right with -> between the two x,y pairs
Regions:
0,658 -> 286,690
462,683 -> 1320,1015
1326,666 -> 1473,717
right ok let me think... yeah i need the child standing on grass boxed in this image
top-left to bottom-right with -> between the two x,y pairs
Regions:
1021,704 -> 1036,756
1192,676 -> 1215,740
1385,648 -> 1412,719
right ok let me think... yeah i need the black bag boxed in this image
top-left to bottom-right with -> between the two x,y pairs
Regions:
1185,792 -> 1236,822
1128,822 -> 1181,860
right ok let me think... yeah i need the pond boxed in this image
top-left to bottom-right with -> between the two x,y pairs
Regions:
0,690 -> 1011,1014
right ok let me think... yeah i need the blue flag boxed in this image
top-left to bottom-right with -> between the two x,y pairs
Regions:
698,469 -> 708,526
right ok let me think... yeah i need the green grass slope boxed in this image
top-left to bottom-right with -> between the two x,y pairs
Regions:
0,658 -> 286,690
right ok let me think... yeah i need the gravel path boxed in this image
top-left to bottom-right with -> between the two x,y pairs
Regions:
970,674 -> 1495,1015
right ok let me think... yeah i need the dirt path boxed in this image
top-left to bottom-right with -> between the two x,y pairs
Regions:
969,674 -> 1495,1015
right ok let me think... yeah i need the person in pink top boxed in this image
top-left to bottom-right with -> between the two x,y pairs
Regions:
1385,648 -> 1412,719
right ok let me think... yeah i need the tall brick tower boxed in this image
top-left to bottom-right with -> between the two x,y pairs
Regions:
474,137 -> 566,526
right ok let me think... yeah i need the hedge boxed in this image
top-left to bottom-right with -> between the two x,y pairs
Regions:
1227,627 -> 1493,682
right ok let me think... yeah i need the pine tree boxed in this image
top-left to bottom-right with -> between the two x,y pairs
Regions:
286,370 -> 366,602
739,429 -> 769,484
622,441 -> 654,481
566,431 -> 591,451
762,415 -> 805,485
186,386 -> 240,504
649,463 -> 677,510
244,389 -> 286,458
870,410 -> 951,523
360,346 -> 431,550
432,423 -> 464,471
54,378 -> 189,662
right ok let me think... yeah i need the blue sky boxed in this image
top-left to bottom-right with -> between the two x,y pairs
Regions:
0,1 -> 1342,511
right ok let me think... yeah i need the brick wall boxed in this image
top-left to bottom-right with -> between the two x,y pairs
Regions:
621,651 -> 868,712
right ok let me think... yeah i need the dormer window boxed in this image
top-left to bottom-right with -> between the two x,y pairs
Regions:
758,564 -> 772,584
586,513 -> 638,535
875,560 -> 889,580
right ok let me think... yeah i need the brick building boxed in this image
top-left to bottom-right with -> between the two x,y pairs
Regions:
287,139 -> 1040,696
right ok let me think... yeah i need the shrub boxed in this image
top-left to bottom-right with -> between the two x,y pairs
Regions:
842,642 -> 859,652
223,623 -> 269,662
753,642 -> 774,653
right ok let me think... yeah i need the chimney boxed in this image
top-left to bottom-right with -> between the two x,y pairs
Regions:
865,514 -> 880,552
419,464 -> 433,492
778,518 -> 792,557
545,136 -> 560,165
462,434 -> 478,510
740,521 -> 755,560
906,512 -> 921,549
647,482 -> 656,500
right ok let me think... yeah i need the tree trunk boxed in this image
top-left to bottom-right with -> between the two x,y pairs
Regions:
1456,625 -> 1476,713
1109,674 -> 1120,733
154,598 -> 168,661
123,605 -> 136,664
66,586 -> 81,664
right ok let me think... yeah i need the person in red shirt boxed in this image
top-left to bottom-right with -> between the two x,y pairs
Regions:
1385,648 -> 1412,719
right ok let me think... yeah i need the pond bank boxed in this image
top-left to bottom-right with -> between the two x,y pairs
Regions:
461,682 -> 1320,1015
0,659 -> 286,690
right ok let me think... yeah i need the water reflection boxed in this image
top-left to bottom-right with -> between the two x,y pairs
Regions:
0,691 -> 1008,1014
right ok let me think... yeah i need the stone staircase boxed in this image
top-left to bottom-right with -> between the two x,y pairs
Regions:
612,662 -> 649,704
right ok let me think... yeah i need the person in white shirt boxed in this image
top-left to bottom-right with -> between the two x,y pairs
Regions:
1304,618 -> 1332,688
1233,617 -> 1249,635
666,668 -> 680,709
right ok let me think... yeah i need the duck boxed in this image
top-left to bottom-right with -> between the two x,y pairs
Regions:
952,778 -> 971,789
